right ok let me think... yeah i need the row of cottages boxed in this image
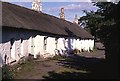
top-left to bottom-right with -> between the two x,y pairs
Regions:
0,2 -> 94,66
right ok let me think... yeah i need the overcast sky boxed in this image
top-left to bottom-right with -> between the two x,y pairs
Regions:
2,0 -> 117,22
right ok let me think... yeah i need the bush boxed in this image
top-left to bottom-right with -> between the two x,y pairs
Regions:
51,55 -> 66,60
18,56 -> 26,65
2,64 -> 13,80
72,49 -> 80,54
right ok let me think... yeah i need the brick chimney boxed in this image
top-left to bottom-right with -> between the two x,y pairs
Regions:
59,8 -> 65,20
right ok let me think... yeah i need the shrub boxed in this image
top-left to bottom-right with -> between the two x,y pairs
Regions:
2,64 -> 13,80
72,49 -> 80,54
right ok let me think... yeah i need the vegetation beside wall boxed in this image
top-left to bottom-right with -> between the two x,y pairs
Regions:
2,64 -> 14,80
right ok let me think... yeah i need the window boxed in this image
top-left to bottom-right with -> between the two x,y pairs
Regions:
55,38 -> 58,49
21,38 -> 23,43
44,37 -> 48,50
10,38 -> 14,49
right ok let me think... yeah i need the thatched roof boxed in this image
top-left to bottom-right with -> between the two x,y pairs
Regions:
2,2 -> 93,39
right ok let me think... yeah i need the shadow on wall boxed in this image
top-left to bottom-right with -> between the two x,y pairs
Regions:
1,27 -> 77,44
64,27 -> 76,54
64,27 -> 75,37
42,54 -> 119,79
1,27 -> 40,64
0,55 -> 3,81
0,27 -> 76,64
0,54 -> 3,67
1,27 -> 40,44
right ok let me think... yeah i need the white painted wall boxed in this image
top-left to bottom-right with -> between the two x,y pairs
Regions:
37,36 -> 45,56
15,40 -> 21,61
0,42 -> 11,64
10,40 -> 16,61
28,36 -> 32,55
23,40 -> 29,57
0,29 -> 94,65
33,35 -> 45,58
73,39 -> 77,49
57,38 -> 66,55
0,30 -> 31,64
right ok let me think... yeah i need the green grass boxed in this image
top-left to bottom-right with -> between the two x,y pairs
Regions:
56,67 -> 89,74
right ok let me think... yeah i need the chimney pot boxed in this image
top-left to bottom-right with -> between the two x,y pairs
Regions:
60,8 -> 65,20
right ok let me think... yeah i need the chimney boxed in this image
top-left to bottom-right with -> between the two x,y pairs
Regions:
32,0 -> 42,12
73,14 -> 78,24
59,8 -> 65,20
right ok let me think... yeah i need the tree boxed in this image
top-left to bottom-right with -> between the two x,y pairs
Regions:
79,10 -> 104,39
79,1 -> 120,76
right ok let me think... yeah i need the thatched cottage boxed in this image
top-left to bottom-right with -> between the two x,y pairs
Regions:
0,2 -> 94,66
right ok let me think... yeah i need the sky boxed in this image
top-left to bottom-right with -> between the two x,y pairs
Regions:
9,2 -> 98,22
2,0 -> 117,22
2,0 -> 118,2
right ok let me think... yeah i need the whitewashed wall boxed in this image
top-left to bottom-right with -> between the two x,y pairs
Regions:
0,29 -> 32,65
0,42 -> 11,64
45,37 -> 56,58
57,38 -> 66,55
0,29 -> 94,66
29,35 -> 45,58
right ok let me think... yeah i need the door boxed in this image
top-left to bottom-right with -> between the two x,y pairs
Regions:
30,36 -> 35,55
21,38 -> 24,57
10,38 -> 16,61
